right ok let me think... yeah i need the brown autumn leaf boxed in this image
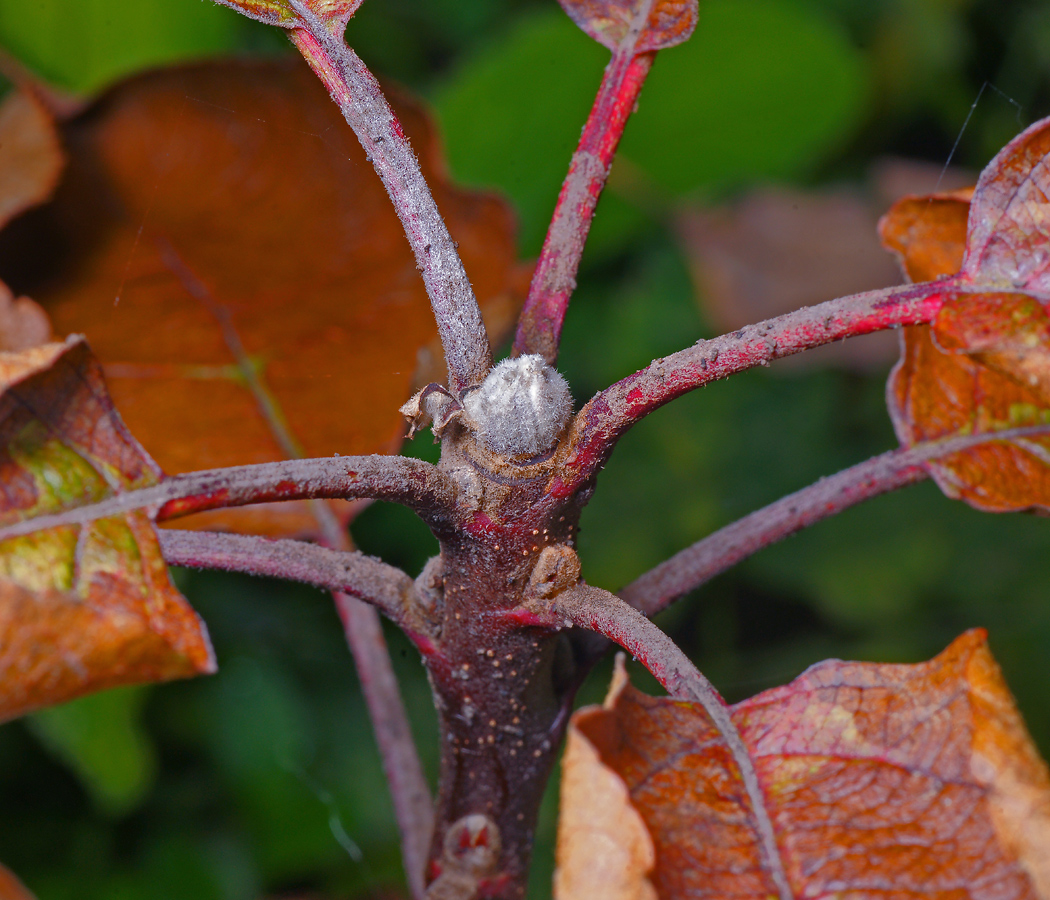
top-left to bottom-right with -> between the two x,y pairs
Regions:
557,631 -> 1050,900
0,863 -> 35,900
0,336 -> 214,723
558,0 -> 698,53
0,58 -> 521,537
555,663 -> 657,900
880,180 -> 1050,510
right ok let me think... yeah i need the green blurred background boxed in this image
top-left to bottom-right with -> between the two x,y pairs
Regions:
2,0 -> 1050,896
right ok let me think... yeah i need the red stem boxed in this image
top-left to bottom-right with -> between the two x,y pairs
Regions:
288,6 -> 491,394
619,421 -> 1050,617
513,50 -> 654,364
547,584 -> 793,900
551,281 -> 948,501
0,455 -> 453,543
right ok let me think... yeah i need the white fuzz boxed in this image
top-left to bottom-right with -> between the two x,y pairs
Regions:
462,355 -> 572,457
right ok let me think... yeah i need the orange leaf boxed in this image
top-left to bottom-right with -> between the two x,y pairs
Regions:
880,180 -> 1050,510
558,0 -> 698,53
0,337 -> 214,723
559,632 -> 1050,900
0,58 -> 521,537
878,190 -> 972,284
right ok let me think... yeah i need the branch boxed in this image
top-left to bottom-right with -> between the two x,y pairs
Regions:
0,455 -> 454,543
333,594 -> 434,900
309,499 -> 434,900
158,529 -> 432,638
161,525 -> 435,898
550,280 -> 948,500
619,422 -> 1050,617
287,4 -> 491,394
512,50 -> 654,364
546,584 -> 792,900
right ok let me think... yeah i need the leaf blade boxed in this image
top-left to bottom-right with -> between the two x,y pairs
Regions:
0,337 -> 214,723
559,632 -> 1050,899
557,0 -> 698,53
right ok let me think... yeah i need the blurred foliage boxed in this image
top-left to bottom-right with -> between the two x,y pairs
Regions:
2,0 -> 1050,897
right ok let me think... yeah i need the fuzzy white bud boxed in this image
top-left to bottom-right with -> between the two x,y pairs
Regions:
462,355 -> 572,457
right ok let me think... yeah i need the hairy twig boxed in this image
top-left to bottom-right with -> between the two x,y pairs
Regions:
620,422 -> 1050,617
513,50 -> 653,364
288,4 -> 491,394
546,584 -> 793,900
157,529 -> 433,635
550,281 -> 948,499
0,455 -> 453,543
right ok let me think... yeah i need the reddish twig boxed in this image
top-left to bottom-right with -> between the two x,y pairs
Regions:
550,281 -> 948,500
620,422 -> 1050,617
0,455 -> 453,543
545,584 -> 793,900
513,50 -> 653,364
287,4 -> 491,394
157,528 -> 431,635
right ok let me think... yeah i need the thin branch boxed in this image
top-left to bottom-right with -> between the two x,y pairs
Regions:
0,455 -> 454,543
513,50 -> 654,364
287,4 -> 491,394
158,529 -> 428,634
619,422 -> 1050,617
310,496 -> 434,900
333,593 -> 433,900
547,584 -> 793,900
551,280 -> 948,499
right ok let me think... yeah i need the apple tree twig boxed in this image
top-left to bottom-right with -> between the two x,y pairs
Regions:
619,422 -> 1050,617
550,281 -> 948,500
288,3 -> 491,394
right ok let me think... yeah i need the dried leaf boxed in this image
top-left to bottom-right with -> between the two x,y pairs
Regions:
212,0 -> 363,31
555,685 -> 657,900
0,88 -> 64,231
0,863 -> 35,900
0,58 -> 521,536
878,190 -> 973,283
880,187 -> 1050,510
558,0 -> 698,53
963,117 -> 1050,296
561,631 -> 1050,900
0,337 -> 214,723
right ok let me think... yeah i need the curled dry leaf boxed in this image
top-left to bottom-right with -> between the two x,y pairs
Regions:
0,337 -> 214,723
211,0 -> 363,31
558,0 -> 698,53
559,630 -> 1050,900
0,58 -> 521,537
555,659 -> 656,900
880,181 -> 1050,510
